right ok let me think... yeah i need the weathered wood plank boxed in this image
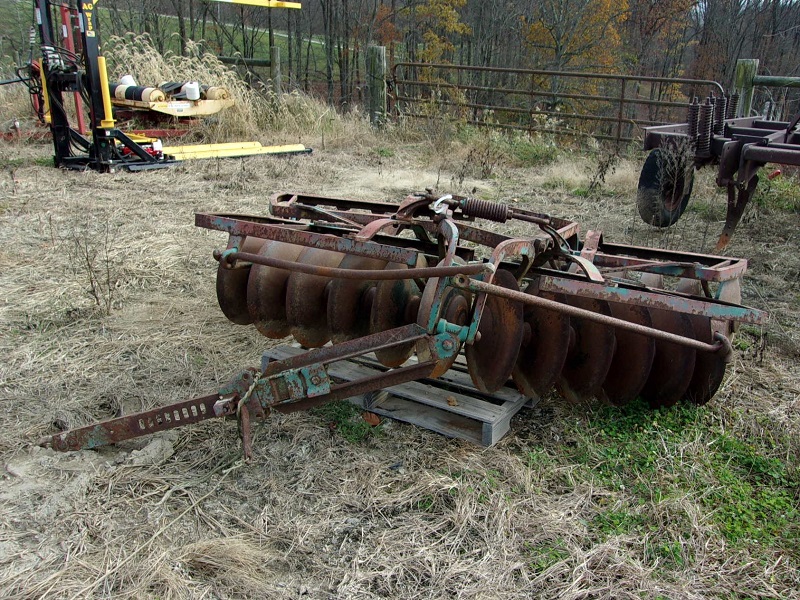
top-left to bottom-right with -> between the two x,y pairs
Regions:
261,345 -> 535,446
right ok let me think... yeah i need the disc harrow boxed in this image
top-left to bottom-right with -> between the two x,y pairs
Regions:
41,191 -> 766,457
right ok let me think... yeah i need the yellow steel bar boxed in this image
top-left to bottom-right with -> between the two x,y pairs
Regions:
162,141 -> 264,153
97,56 -> 115,128
203,0 -> 302,9
164,142 -> 308,160
39,66 -> 52,124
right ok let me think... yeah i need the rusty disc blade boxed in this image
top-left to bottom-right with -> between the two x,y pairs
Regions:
216,237 -> 267,325
640,308 -> 697,408
601,303 -> 655,406
371,257 -> 427,367
684,315 -> 726,405
328,255 -> 387,343
557,297 -> 616,403
466,269 -> 524,393
512,288 -> 571,399
286,247 -> 345,347
247,241 -> 304,338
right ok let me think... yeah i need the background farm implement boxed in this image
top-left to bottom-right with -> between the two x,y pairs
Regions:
637,94 -> 800,250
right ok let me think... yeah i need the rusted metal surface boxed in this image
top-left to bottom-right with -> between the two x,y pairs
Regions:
42,191 -> 767,455
453,276 -> 739,355
42,394 -> 223,451
512,288 -> 571,398
641,309 -> 697,408
558,297 -> 616,403
601,303 -> 655,406
465,269 -> 524,393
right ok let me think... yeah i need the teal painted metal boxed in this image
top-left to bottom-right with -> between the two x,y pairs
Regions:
538,276 -> 764,324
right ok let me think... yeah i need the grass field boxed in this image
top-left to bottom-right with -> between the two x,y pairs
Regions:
0,108 -> 798,598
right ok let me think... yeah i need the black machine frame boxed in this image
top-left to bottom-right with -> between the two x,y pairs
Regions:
34,0 -> 174,171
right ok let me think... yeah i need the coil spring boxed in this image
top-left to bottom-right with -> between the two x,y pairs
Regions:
714,96 -> 727,134
726,93 -> 740,119
696,100 -> 714,157
461,198 -> 510,223
686,99 -> 700,142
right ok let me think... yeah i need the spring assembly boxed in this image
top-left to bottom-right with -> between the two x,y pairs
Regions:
726,93 -> 740,119
714,95 -> 728,134
686,97 -> 700,143
696,99 -> 714,157
460,198 -> 511,222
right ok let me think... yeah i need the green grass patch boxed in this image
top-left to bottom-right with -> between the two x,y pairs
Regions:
311,400 -> 382,444
525,540 -> 571,573
561,399 -> 799,559
752,171 -> 800,213
2,156 -> 53,169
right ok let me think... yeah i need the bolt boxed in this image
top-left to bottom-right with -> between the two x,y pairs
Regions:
311,375 -> 322,385
442,339 -> 454,351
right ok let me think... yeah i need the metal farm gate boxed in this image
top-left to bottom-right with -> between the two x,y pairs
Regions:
390,62 -> 726,145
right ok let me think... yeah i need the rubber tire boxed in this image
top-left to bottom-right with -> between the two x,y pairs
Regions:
636,148 -> 694,227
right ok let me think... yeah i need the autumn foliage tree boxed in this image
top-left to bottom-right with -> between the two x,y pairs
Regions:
520,0 -> 629,72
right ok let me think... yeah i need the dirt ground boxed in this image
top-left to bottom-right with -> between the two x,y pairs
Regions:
0,132 -> 798,599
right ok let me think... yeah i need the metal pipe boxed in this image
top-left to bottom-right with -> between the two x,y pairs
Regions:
453,276 -> 730,356
217,250 -> 493,280
392,62 -> 726,96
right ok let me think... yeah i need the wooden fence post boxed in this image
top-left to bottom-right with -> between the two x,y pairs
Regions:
270,46 -> 282,96
733,59 -> 759,117
367,45 -> 387,126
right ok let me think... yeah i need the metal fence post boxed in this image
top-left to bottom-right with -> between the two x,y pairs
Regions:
367,45 -> 387,127
270,46 -> 282,96
734,59 -> 759,117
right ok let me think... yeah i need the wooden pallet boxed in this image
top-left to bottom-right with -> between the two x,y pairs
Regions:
262,346 -> 534,446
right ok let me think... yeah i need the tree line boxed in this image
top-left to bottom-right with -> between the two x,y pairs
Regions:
16,0 -> 800,113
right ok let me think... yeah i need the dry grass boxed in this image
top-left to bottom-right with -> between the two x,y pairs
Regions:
0,76 -> 35,132
105,34 -> 375,147
0,119 -> 798,599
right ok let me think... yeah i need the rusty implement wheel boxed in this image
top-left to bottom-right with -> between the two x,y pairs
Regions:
640,308 -> 697,408
216,237 -> 267,325
286,248 -> 345,347
637,148 -> 694,228
512,289 -> 571,399
684,315 -> 727,406
328,255 -> 387,343
601,303 -> 655,406
557,297 -> 616,403
247,241 -> 304,338
371,257 -> 427,367
466,269 -> 524,393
